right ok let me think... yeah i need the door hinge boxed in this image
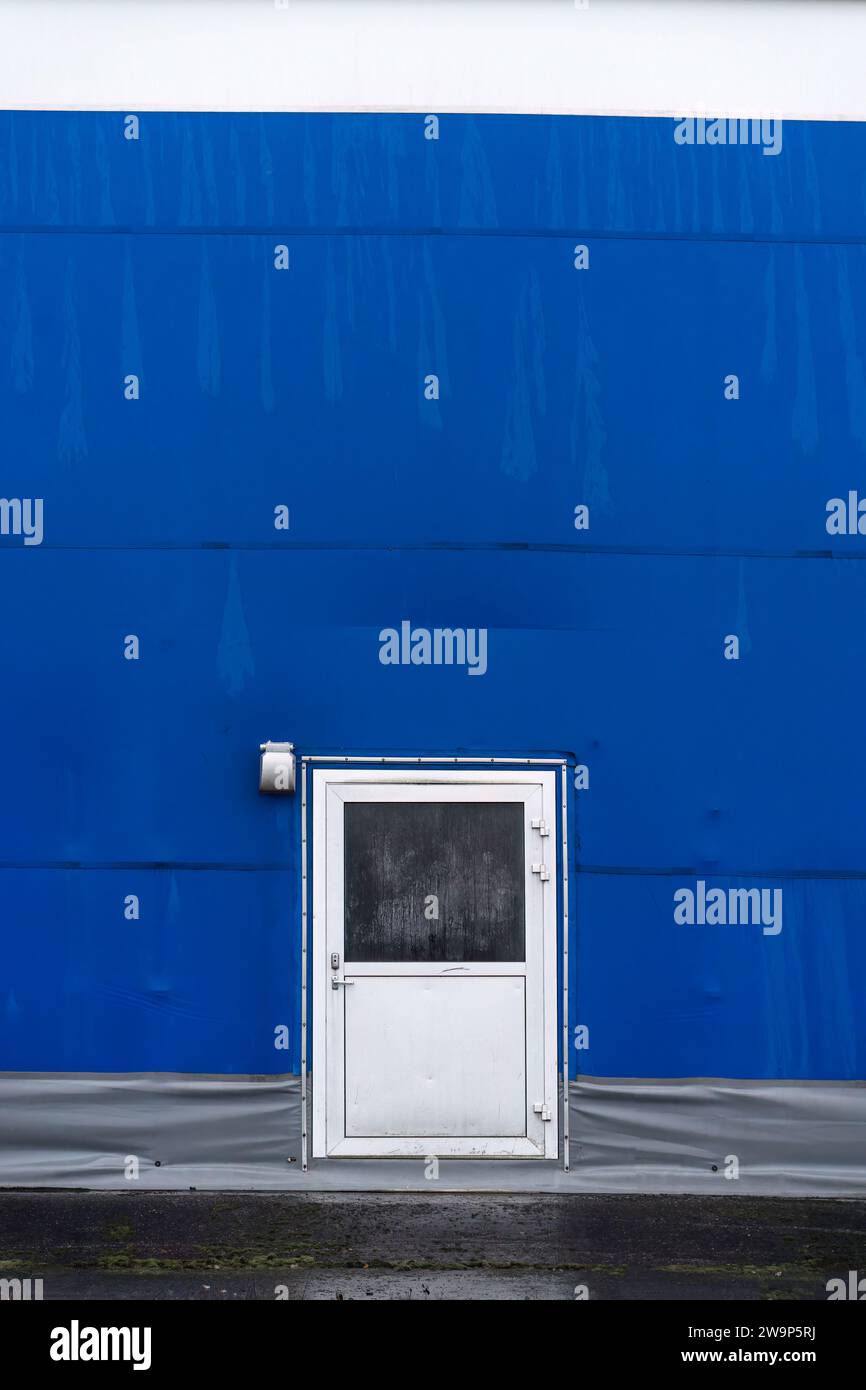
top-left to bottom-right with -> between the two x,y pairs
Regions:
531,862 -> 550,881
531,818 -> 550,837
533,1102 -> 552,1121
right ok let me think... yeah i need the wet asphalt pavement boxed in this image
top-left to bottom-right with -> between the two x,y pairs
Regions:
1,1191 -> 864,1300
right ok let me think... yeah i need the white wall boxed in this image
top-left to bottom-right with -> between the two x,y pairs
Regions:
0,0 -> 863,119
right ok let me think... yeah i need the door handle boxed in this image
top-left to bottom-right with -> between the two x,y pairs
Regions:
331,976 -> 356,990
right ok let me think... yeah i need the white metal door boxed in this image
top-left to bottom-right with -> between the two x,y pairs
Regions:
312,769 -> 558,1158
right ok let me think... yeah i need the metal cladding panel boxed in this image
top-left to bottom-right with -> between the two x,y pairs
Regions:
0,113 -> 865,1088
1,1076 -> 865,1193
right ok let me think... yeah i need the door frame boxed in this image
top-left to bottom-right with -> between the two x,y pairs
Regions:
311,766 -> 559,1159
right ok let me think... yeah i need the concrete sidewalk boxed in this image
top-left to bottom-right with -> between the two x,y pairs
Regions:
1,1191 -> 864,1300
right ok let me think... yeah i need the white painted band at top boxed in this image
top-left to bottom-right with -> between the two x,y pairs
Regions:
0,0 -> 864,121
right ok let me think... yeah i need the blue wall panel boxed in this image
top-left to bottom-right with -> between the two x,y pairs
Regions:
1,113 -> 864,1079
1,868 -> 296,1073
575,873 -> 866,1080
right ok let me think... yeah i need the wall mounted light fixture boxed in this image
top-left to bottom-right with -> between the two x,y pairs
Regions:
259,741 -> 295,794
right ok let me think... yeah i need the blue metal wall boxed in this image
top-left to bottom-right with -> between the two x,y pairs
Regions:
1,113 -> 865,1080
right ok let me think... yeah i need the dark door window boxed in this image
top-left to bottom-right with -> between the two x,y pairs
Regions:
344,801 -> 525,962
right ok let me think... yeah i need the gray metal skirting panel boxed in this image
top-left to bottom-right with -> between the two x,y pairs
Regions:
1,1074 -> 865,1193
569,1078 -> 866,1196
0,1074 -> 303,1190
